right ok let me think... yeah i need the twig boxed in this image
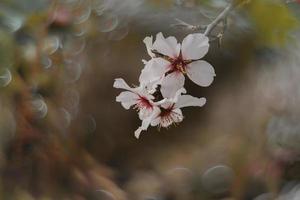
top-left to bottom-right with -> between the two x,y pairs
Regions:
204,3 -> 234,36
171,18 -> 206,31
172,2 -> 234,37
286,0 -> 297,3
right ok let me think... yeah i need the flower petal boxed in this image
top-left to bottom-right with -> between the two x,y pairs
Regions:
138,107 -> 154,120
142,59 -> 148,65
170,87 -> 187,103
181,33 -> 209,60
153,32 -> 180,58
113,78 -> 133,91
157,88 -> 187,109
160,117 -> 173,128
134,128 -> 143,139
171,108 -> 183,123
160,108 -> 183,128
134,107 -> 160,139
186,60 -> 215,87
175,95 -> 206,109
143,36 -> 155,58
139,58 -> 170,87
116,91 -> 139,109
160,72 -> 185,98
151,116 -> 161,127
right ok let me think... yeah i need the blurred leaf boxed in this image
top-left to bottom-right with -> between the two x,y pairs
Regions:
234,0 -> 251,6
1,0 -> 50,14
148,0 -> 174,8
288,3 -> 300,19
26,12 -> 49,29
0,30 -> 15,69
243,0 -> 299,46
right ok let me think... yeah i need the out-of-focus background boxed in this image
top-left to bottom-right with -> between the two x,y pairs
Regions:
0,0 -> 300,199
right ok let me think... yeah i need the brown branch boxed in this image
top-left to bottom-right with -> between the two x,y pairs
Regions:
172,2 -> 234,37
204,3 -> 234,36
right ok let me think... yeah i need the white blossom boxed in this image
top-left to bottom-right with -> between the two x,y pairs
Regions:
150,88 -> 206,128
134,106 -> 160,139
140,32 -> 216,98
114,78 -> 156,119
134,88 -> 206,138
114,32 -> 215,139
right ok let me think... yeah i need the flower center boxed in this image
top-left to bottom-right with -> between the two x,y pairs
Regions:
151,49 -> 194,74
158,105 -> 182,128
137,96 -> 153,110
171,57 -> 187,74
160,106 -> 173,117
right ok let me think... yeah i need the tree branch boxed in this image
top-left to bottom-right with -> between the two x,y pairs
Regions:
204,3 -> 234,36
172,2 -> 234,37
171,18 -> 206,31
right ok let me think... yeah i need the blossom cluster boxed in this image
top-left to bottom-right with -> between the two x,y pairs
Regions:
114,33 -> 216,138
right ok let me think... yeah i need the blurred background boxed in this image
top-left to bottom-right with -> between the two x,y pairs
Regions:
0,0 -> 300,199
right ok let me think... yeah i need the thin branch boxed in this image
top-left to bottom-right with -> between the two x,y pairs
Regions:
198,9 -> 215,21
204,3 -> 234,36
172,2 -> 234,37
171,18 -> 206,31
286,0 -> 297,3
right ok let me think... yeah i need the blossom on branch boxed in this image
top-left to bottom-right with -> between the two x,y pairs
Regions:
114,78 -> 155,120
114,32 -> 215,139
150,88 -> 206,129
141,32 -> 215,98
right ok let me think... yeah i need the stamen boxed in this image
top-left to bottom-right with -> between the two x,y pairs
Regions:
134,96 -> 153,111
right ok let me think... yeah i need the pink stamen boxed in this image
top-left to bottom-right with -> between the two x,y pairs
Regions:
136,96 -> 153,110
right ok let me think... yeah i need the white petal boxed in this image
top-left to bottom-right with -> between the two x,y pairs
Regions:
186,60 -> 215,87
170,87 -> 187,102
160,117 -> 173,128
138,89 -> 155,101
156,88 -> 186,109
153,32 -> 180,58
138,107 -> 154,120
160,108 -> 183,128
160,101 -> 174,109
160,72 -> 185,98
114,78 -> 154,100
158,87 -> 187,109
116,91 -> 139,109
175,95 -> 206,109
151,116 -> 161,126
181,33 -> 209,60
171,108 -> 183,123
134,127 -> 143,139
113,78 -> 133,91
134,107 -> 160,139
145,78 -> 162,94
139,58 -> 170,86
143,36 -> 155,58
142,59 -> 148,65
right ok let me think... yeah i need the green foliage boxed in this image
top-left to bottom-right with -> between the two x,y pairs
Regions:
243,0 -> 299,46
0,30 -> 15,69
